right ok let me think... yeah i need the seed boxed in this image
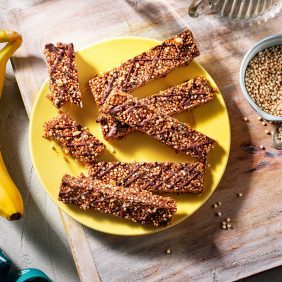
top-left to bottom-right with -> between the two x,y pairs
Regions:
73,131 -> 81,136
259,145 -> 265,150
257,116 -> 263,121
227,224 -> 232,228
238,192 -> 243,197
243,117 -> 249,122
262,121 -> 267,126
51,145 -> 56,151
175,37 -> 183,44
222,225 -> 227,230
54,99 -> 60,106
166,249 -> 171,254
56,79 -> 63,86
216,212 -> 222,217
226,218 -> 231,222
265,130 -> 270,135
111,148 -> 116,154
213,203 -> 218,208
217,201 -> 222,206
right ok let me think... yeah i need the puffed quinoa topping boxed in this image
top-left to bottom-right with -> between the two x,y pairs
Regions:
43,113 -> 105,166
97,76 -> 215,140
59,174 -> 177,227
44,43 -> 82,108
88,161 -> 205,194
102,92 -> 215,163
89,29 -> 200,106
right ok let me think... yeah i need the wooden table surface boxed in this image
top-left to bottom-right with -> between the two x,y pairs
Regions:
0,0 -> 282,281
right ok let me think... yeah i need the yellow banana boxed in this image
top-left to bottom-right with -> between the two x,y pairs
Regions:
0,30 -> 24,220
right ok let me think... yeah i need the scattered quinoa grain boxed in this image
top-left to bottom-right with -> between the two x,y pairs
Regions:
243,117 -> 249,122
222,225 -> 227,230
217,201 -> 222,206
166,249 -> 171,254
257,116 -> 263,121
227,223 -> 232,228
262,121 -> 267,126
216,212 -> 222,217
259,145 -> 265,150
238,192 -> 243,197
213,203 -> 218,208
265,130 -> 270,135
226,218 -> 231,222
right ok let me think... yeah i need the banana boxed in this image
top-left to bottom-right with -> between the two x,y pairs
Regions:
0,30 -> 24,220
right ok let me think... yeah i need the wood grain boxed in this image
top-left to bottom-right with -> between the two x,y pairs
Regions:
0,63 -> 79,281
1,0 -> 282,281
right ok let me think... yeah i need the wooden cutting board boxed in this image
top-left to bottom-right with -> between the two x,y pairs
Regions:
1,0 -> 282,281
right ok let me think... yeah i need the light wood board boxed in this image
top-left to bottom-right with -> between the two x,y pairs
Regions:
1,0 -> 282,281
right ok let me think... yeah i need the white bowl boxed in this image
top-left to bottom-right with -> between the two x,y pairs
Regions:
239,34 -> 282,122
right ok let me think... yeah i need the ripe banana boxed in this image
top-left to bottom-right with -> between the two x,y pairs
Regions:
0,30 -> 24,220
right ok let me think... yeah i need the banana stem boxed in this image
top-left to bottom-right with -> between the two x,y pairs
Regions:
0,31 -> 22,63
0,30 -> 22,97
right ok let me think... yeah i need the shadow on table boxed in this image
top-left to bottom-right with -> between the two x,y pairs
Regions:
84,15 -> 257,282
0,76 -> 77,281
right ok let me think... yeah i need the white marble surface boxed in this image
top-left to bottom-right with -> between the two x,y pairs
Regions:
0,62 -> 79,282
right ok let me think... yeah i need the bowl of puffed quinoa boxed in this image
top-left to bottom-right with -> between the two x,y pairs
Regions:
240,34 -> 282,122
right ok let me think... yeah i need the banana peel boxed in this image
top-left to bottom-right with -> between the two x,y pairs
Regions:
0,30 -> 24,220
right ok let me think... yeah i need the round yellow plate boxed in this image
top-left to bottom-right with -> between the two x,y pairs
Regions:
30,37 -> 230,236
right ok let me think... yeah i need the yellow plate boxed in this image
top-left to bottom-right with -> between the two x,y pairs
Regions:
30,37 -> 230,236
